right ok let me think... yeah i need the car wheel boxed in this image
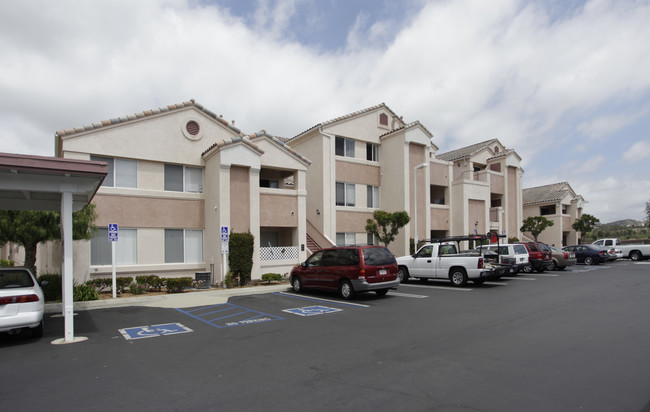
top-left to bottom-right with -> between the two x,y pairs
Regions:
548,260 -> 558,271
523,264 -> 533,273
30,320 -> 44,339
339,279 -> 355,299
291,276 -> 303,293
630,251 -> 642,261
449,268 -> 468,287
584,256 -> 594,265
397,266 -> 410,283
375,289 -> 389,296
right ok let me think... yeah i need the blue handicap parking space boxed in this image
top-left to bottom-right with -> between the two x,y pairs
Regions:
119,323 -> 193,340
177,303 -> 283,328
283,305 -> 343,317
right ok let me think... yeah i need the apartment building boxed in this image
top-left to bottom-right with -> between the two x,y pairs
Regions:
522,182 -> 584,246
287,105 -> 524,256
47,100 -> 310,284
436,139 -> 524,244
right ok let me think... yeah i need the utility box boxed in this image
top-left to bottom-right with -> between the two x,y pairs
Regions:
194,272 -> 211,288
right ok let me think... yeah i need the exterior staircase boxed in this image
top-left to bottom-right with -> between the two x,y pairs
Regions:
306,233 -> 321,253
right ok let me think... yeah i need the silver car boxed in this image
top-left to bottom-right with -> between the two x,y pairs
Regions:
0,268 -> 45,338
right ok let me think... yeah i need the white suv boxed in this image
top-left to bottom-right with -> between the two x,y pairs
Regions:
475,244 -> 529,274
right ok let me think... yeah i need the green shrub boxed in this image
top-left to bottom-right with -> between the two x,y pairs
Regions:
87,277 -> 111,292
135,275 -> 164,291
116,277 -> 133,294
1,259 -> 15,267
165,277 -> 193,293
508,237 -> 520,243
229,232 -> 254,286
129,283 -> 147,295
38,273 -> 62,302
261,273 -> 283,283
73,283 -> 99,301
224,272 -> 236,288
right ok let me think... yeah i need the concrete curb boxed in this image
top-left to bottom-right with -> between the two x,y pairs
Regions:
44,284 -> 291,313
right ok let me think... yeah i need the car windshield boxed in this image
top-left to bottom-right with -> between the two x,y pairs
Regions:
363,247 -> 395,266
0,270 -> 35,289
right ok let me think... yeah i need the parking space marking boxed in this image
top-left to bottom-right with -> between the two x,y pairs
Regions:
389,291 -> 428,298
484,282 -> 508,286
283,306 -> 343,317
400,283 -> 473,291
177,303 -> 283,328
502,276 -> 536,281
119,323 -> 193,340
529,273 -> 559,277
273,292 -> 370,307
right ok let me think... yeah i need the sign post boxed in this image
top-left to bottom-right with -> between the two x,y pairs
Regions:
108,224 -> 118,298
221,226 -> 229,285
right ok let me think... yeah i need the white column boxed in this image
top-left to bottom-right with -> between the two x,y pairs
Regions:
61,191 -> 75,342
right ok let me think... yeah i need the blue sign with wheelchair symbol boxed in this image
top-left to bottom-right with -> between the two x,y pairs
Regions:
282,306 -> 342,317
119,323 -> 193,340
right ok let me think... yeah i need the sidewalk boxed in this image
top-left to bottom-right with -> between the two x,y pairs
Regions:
44,284 -> 290,313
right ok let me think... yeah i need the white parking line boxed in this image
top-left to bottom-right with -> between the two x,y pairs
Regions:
400,283 -> 473,291
527,273 -> 559,277
501,276 -> 536,281
484,282 -> 508,286
389,291 -> 428,298
274,292 -> 370,307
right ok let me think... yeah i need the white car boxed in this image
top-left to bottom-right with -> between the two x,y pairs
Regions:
0,268 -> 45,338
475,243 -> 529,273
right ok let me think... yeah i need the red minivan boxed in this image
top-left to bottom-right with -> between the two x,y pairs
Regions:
290,246 -> 399,299
514,242 -> 552,273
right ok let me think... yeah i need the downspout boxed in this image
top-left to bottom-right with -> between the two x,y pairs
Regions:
319,126 -> 337,241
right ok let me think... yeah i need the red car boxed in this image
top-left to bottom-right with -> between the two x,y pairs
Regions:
290,246 -> 399,299
514,242 -> 552,273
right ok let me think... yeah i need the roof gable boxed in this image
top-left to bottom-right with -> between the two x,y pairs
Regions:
523,182 -> 579,205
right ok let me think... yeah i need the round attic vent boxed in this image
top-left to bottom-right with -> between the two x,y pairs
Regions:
186,120 -> 200,136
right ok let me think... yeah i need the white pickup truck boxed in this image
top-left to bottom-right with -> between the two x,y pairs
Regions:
593,238 -> 650,261
396,238 -> 513,287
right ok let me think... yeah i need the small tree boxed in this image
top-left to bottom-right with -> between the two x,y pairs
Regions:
520,216 -> 554,242
645,200 -> 650,227
228,232 -> 254,286
365,210 -> 410,247
0,205 -> 97,274
572,214 -> 600,243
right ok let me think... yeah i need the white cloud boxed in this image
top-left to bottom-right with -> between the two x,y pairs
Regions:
623,141 -> 650,163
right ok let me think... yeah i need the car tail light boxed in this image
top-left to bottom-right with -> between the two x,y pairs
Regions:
358,269 -> 366,281
563,252 -> 568,259
599,251 -> 607,256
0,294 -> 40,305
478,257 -> 484,269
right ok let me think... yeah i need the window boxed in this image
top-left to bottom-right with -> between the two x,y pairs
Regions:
90,228 -> 137,265
366,143 -> 379,161
260,179 -> 279,188
379,113 -> 388,126
91,156 -> 137,188
335,137 -> 355,158
336,182 -> 355,207
367,185 -> 379,208
165,229 -> 203,263
540,205 -> 556,215
165,164 -> 203,193
367,233 -> 376,246
336,232 -> 356,246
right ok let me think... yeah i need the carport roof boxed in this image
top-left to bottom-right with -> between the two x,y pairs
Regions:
0,152 -> 107,212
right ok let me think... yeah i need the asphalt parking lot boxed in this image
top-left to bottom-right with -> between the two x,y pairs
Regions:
2,260 -> 650,412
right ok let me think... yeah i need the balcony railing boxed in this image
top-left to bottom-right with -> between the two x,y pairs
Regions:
260,246 -> 299,261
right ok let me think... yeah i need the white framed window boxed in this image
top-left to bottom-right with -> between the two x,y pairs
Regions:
366,143 -> 379,162
165,229 -> 203,263
165,164 -> 203,193
91,156 -> 137,188
367,233 -> 376,246
367,185 -> 379,208
90,228 -> 137,265
336,232 -> 356,246
335,136 -> 355,158
336,182 -> 355,207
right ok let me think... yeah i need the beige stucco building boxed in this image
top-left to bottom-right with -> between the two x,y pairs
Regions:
287,105 -> 525,256
522,182 -> 584,246
45,100 -> 311,284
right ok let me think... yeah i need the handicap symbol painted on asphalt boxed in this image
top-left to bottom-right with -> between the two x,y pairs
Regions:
119,323 -> 193,340
282,306 -> 343,317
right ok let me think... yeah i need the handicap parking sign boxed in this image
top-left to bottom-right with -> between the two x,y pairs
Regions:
108,223 -> 118,242
119,323 -> 193,340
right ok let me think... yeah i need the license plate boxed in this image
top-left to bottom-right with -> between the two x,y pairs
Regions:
379,269 -> 387,275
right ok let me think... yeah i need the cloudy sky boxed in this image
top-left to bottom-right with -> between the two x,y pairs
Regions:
1,0 -> 649,223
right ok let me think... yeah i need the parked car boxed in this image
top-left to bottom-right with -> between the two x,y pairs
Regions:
562,244 -> 609,265
474,243 -> 529,274
514,242 -> 552,272
593,238 -> 650,261
592,238 -> 623,259
0,267 -> 46,338
547,246 -> 576,270
290,245 -> 399,299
